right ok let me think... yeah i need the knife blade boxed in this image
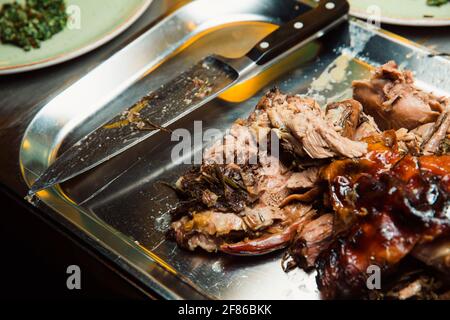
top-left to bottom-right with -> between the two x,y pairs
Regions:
29,0 -> 349,195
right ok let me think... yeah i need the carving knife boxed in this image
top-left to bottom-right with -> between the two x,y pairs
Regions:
29,0 -> 349,194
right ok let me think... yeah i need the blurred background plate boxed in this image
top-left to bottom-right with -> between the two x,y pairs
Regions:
0,0 -> 152,74
348,0 -> 450,26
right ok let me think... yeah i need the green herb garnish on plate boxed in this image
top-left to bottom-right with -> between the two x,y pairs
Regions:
0,0 -> 68,51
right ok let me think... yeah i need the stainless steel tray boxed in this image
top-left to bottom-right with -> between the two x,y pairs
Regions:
20,0 -> 450,299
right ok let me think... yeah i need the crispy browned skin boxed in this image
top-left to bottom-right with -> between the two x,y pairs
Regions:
316,134 -> 450,299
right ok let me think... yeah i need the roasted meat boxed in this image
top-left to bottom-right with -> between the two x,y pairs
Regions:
325,99 -> 362,139
171,89 -> 367,255
289,213 -> 334,270
353,61 -> 448,130
315,133 -> 450,299
262,90 -> 367,159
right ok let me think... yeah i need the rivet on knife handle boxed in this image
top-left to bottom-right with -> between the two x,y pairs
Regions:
246,0 -> 349,65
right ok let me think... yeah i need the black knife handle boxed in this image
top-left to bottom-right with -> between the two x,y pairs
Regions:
246,0 -> 349,65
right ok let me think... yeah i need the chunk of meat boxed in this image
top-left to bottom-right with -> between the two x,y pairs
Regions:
391,116 -> 450,156
203,123 -> 261,166
286,167 -> 320,190
294,119 -> 367,158
286,111 -> 366,158
171,190 -> 316,254
325,99 -> 362,139
411,122 -> 435,139
221,204 -> 316,255
242,206 -> 285,231
171,212 -> 245,252
316,210 -> 420,299
175,211 -> 246,237
421,111 -> 450,155
280,187 -> 322,207
264,89 -> 367,159
255,155 -> 292,207
316,151 -> 450,299
353,61 -> 447,130
412,237 -> 450,275
353,114 -> 380,141
321,131 -> 403,224
179,232 -> 220,252
290,214 -> 334,270
171,206 -> 286,252
391,123 -> 436,155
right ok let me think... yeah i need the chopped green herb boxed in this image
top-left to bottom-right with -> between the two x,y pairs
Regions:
427,0 -> 449,6
0,0 -> 68,51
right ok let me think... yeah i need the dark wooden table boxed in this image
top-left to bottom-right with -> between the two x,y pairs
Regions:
0,0 -> 448,299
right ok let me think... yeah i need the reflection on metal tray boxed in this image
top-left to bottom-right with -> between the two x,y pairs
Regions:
20,0 -> 450,299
